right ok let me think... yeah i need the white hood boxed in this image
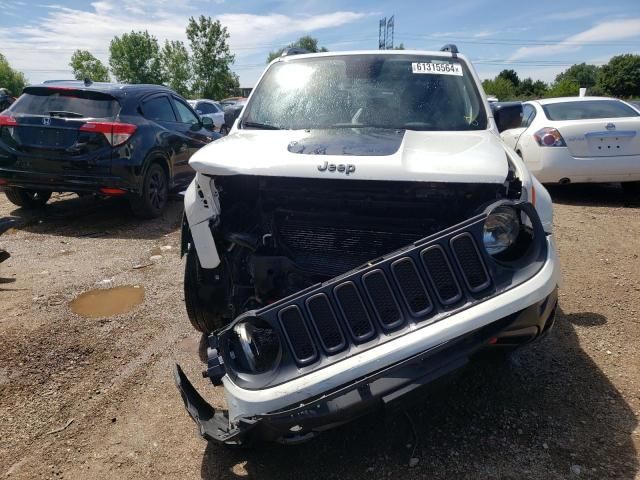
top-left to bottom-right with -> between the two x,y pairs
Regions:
189,129 -> 509,184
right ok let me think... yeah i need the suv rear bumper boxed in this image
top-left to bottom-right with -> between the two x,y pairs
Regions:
0,167 -> 138,194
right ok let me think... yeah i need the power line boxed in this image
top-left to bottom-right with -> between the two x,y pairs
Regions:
397,33 -> 640,47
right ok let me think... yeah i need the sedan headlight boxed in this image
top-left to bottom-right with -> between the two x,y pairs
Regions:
230,317 -> 281,374
483,205 -> 521,256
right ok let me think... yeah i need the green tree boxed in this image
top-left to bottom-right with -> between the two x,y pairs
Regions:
186,15 -> 237,99
531,80 -> 549,97
160,40 -> 191,97
69,49 -> 110,82
546,78 -> 579,97
497,69 -> 520,88
393,43 -> 406,50
517,77 -> 548,99
267,35 -> 328,63
0,53 -> 27,96
555,62 -> 599,89
109,30 -> 164,84
482,77 -> 517,100
598,54 -> 640,98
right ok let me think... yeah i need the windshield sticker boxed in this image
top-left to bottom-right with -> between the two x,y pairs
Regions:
411,62 -> 463,76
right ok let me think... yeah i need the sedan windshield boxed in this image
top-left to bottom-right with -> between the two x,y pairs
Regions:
242,54 -> 487,131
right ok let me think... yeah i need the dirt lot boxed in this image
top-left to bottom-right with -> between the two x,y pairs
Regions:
0,185 -> 638,479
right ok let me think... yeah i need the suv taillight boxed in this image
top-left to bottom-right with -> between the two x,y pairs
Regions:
80,122 -> 137,147
533,127 -> 566,147
0,115 -> 17,127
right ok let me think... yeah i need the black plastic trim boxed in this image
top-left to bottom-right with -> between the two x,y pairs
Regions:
420,244 -> 463,306
333,281 -> 376,343
390,257 -> 434,317
362,269 -> 405,331
305,293 -> 347,355
449,232 -> 491,293
278,305 -> 318,366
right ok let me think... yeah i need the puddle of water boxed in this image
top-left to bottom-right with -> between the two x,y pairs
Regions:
70,285 -> 145,318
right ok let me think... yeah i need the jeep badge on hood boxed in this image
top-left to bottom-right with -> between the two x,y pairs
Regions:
317,161 -> 356,175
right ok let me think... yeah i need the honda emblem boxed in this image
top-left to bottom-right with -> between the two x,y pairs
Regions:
42,117 -> 51,126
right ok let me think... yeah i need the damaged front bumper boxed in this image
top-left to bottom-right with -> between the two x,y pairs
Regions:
175,290 -> 557,445
175,201 -> 561,445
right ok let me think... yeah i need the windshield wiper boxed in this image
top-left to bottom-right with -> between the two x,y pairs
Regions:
48,111 -> 84,118
241,121 -> 280,130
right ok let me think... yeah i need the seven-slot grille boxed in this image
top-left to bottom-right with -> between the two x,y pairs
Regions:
275,229 -> 493,365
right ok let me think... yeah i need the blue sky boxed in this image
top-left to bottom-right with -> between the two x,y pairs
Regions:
1,0 -> 639,87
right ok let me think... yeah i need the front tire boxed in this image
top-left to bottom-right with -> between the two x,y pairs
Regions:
184,247 -> 227,333
4,187 -> 51,209
129,163 -> 168,218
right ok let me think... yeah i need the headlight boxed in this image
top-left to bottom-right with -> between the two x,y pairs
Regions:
483,206 -> 521,256
230,317 -> 281,374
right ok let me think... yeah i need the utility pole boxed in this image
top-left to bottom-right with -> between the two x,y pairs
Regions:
378,16 -> 395,50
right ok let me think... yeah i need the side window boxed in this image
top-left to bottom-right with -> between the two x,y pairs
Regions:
197,102 -> 215,115
174,99 -> 200,125
521,104 -> 536,128
141,96 -> 176,122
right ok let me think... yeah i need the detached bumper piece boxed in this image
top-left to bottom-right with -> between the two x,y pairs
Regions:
174,364 -> 247,445
175,200 -> 551,444
174,292 -> 557,445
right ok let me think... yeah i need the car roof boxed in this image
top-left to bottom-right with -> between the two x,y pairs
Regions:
28,80 -> 176,98
531,96 -> 621,105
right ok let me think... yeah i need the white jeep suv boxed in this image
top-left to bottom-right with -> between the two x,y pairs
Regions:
175,46 -> 561,445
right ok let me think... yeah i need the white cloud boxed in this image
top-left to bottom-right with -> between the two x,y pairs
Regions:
509,18 -> 640,60
0,1 -> 370,85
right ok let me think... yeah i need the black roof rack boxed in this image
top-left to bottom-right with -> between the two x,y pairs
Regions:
440,44 -> 459,57
281,48 -> 310,57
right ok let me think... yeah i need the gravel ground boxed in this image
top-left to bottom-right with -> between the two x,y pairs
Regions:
0,184 -> 638,479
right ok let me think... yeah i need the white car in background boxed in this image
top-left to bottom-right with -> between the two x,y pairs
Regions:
500,97 -> 640,196
188,99 -> 225,132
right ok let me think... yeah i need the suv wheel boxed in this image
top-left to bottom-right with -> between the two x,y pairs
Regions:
184,247 -> 228,333
4,188 -> 51,209
130,163 -> 168,218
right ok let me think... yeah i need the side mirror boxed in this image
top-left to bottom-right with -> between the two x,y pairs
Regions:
201,116 -> 214,130
492,102 -> 523,132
